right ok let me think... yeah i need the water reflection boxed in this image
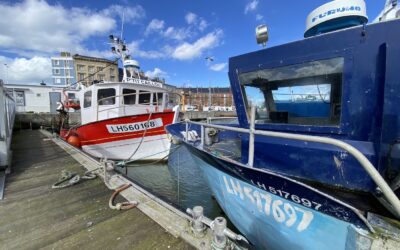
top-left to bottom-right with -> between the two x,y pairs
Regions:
116,144 -> 225,219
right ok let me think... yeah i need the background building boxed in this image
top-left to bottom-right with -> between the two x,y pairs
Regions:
51,52 -> 75,87
5,83 -> 78,113
177,87 -> 234,111
73,54 -> 118,86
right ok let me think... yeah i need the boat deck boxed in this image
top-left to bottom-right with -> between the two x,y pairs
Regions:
0,129 -> 192,249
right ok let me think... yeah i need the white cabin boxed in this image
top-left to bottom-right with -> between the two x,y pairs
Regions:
80,82 -> 172,125
5,84 -> 79,113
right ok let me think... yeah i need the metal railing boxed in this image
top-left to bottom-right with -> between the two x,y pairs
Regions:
95,91 -> 182,121
184,106 -> 400,219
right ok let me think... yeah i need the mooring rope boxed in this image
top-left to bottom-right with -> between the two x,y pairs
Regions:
122,112 -> 153,165
108,183 -> 138,210
51,168 -> 100,189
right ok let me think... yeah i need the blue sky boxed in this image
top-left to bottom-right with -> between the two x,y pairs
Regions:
0,0 -> 385,87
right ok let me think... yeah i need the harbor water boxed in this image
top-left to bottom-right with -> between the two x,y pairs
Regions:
116,144 -> 227,220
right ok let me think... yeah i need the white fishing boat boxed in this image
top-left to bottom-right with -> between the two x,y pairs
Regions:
60,35 -> 180,161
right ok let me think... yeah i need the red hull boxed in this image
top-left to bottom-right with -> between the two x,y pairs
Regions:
75,111 -> 175,146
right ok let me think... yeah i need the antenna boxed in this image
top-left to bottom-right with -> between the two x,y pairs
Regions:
120,11 -> 125,40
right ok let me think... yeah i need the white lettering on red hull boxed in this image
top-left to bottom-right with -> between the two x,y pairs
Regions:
106,118 -> 163,133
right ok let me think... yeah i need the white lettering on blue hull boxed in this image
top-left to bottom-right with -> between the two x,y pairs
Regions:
106,118 -> 163,134
223,175 -> 314,232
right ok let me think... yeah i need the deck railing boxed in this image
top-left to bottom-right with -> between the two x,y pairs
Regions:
184,105 -> 400,219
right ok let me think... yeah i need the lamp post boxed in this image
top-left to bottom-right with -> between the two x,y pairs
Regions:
205,56 -> 214,111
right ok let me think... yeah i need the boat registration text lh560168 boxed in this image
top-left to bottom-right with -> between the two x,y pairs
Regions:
106,118 -> 163,133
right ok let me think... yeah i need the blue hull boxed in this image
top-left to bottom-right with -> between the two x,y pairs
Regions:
179,141 -> 373,249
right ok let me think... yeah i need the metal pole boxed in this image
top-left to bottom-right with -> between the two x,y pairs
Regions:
200,125 -> 205,149
208,87 -> 211,110
248,105 -> 255,167
185,121 -> 189,142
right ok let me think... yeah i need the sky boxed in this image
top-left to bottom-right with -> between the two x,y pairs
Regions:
0,0 -> 385,87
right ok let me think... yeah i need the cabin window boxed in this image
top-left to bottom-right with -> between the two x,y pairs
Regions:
68,93 -> 76,100
152,93 -> 164,105
123,89 -> 136,105
83,91 -> 92,108
98,88 -> 116,105
239,57 -> 343,126
139,90 -> 151,105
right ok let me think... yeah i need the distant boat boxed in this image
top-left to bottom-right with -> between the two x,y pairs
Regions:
59,36 -> 180,161
166,0 -> 400,249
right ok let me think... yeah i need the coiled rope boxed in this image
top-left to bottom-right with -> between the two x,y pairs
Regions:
52,168 -> 99,189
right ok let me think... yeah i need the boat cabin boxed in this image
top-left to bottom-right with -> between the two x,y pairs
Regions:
80,82 -> 171,125
229,19 -> 400,192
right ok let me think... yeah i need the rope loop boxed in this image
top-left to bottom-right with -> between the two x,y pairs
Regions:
109,183 -> 138,210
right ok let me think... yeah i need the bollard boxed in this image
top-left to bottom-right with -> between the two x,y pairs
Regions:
187,206 -> 207,237
103,160 -> 115,184
212,217 -> 227,250
187,206 -> 249,249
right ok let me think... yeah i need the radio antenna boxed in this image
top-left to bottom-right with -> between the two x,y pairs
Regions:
120,11 -> 125,40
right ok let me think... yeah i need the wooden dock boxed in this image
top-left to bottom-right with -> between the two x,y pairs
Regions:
0,130 -> 193,250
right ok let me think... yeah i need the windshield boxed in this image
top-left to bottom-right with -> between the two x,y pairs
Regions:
239,57 -> 343,126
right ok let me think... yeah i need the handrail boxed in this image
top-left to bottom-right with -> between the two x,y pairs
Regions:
185,106 -> 400,219
95,91 -> 182,121
206,116 -> 237,124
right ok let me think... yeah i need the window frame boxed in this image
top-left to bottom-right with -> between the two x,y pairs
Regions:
15,91 -> 25,106
122,88 -> 137,105
235,52 -> 353,135
240,58 -> 343,127
83,91 -> 92,108
138,90 -> 151,105
97,88 -> 116,106
78,73 -> 85,81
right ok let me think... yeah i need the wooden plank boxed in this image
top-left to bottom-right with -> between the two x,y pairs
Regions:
0,130 -> 193,250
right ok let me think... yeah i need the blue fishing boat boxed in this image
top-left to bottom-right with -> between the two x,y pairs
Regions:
166,0 -> 400,249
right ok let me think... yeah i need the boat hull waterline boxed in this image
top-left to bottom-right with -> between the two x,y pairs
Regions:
67,111 -> 175,160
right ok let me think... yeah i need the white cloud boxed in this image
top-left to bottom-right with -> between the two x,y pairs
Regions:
145,68 -> 168,79
209,63 -> 227,72
0,0 -> 144,57
245,0 -> 259,14
185,12 -> 208,31
256,14 -> 264,21
163,26 -> 191,41
127,40 -> 168,59
144,12 -> 208,42
185,12 -> 197,24
0,56 -> 52,84
128,29 -> 223,61
199,20 -> 208,31
145,19 -> 165,35
102,4 -> 145,23
172,29 -> 223,60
